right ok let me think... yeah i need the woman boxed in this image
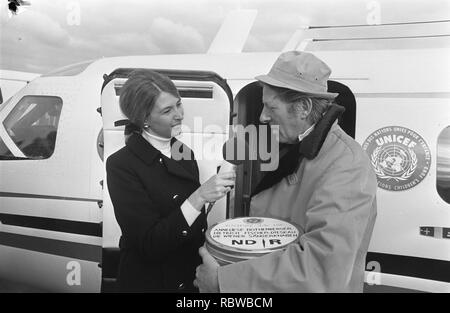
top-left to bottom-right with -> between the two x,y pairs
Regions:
106,69 -> 235,292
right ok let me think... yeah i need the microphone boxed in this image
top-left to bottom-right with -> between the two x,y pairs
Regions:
222,135 -> 248,166
205,136 -> 249,215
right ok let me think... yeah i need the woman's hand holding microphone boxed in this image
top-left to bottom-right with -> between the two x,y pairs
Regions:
188,164 -> 236,212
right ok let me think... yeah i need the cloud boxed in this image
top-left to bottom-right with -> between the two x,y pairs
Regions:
1,8 -> 71,47
1,0 -> 449,73
148,17 -> 206,54
244,34 -> 271,51
0,5 -> 74,73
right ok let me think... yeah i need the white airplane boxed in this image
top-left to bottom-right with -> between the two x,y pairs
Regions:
0,10 -> 449,293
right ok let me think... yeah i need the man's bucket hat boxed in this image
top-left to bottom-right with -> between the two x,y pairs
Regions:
256,51 -> 338,99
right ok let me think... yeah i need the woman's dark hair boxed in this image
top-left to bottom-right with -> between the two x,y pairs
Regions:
119,69 -> 180,134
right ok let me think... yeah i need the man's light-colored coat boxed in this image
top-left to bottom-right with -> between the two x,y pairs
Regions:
218,123 -> 377,292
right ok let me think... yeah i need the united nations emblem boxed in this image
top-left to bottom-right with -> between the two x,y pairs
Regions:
362,126 -> 431,191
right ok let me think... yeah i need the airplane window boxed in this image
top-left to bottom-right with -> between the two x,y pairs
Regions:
97,129 -> 104,161
1,96 -> 62,160
437,126 -> 450,204
0,140 -> 13,157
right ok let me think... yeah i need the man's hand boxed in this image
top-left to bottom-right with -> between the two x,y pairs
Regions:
194,246 -> 220,293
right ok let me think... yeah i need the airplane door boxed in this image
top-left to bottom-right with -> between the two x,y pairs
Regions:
100,68 -> 233,290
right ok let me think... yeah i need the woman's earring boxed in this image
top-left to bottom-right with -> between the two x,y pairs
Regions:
143,123 -> 150,129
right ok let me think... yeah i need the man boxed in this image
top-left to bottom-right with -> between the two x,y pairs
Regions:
194,51 -> 377,292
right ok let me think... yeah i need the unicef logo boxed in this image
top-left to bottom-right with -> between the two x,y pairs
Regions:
362,126 -> 431,191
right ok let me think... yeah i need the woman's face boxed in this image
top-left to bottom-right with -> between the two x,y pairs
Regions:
145,92 -> 184,138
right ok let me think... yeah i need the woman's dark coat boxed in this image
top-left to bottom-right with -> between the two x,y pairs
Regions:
106,133 -> 207,292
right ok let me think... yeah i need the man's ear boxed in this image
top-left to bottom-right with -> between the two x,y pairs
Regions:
299,98 -> 312,119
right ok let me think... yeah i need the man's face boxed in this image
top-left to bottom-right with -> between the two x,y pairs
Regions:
260,86 -> 304,144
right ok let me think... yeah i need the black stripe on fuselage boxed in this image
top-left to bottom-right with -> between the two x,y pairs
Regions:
366,252 -> 450,283
0,213 -> 102,237
0,231 -> 101,263
0,191 -> 100,202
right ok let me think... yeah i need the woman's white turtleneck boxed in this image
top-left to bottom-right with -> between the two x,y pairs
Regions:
141,129 -> 172,158
141,128 -> 200,226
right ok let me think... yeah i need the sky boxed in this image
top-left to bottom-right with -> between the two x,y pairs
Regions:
0,0 -> 449,73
